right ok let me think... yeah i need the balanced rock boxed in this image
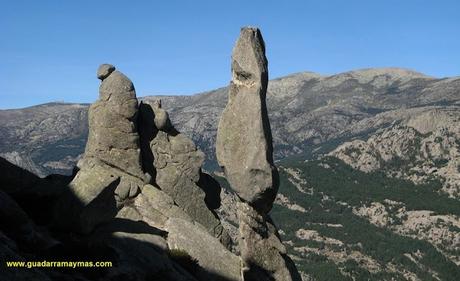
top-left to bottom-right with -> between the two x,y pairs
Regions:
97,63 -> 115,80
216,27 -> 301,281
84,64 -> 144,179
55,65 -> 145,233
216,27 -> 278,213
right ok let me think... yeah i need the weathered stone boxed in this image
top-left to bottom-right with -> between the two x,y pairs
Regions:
152,99 -> 171,130
84,65 -> 144,180
216,27 -> 278,213
55,66 -> 146,234
97,63 -> 115,80
139,101 -> 225,240
123,184 -> 193,230
90,219 -> 196,281
237,202 -> 301,281
166,218 -> 241,281
216,27 -> 300,281
115,177 -> 140,201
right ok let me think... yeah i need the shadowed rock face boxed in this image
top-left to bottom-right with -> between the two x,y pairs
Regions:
216,27 -> 278,214
216,27 -> 300,281
139,100 -> 227,242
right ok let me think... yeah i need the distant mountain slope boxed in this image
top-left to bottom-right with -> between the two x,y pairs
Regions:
331,107 -> 460,199
214,154 -> 460,280
0,103 -> 88,176
1,68 -> 459,176
271,156 -> 460,281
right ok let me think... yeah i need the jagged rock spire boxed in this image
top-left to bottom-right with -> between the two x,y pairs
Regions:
216,27 -> 301,281
216,27 -> 278,214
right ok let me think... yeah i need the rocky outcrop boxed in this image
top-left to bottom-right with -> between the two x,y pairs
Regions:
217,27 -> 300,281
216,27 -> 278,214
139,100 -> 227,242
166,218 -> 241,281
237,202 -> 300,281
85,64 -> 145,179
55,65 -> 146,234
49,62 -> 239,280
353,200 -> 460,265
331,108 -> 460,198
55,64 -> 228,238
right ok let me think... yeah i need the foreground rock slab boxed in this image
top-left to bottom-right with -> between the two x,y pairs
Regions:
166,218 -> 241,281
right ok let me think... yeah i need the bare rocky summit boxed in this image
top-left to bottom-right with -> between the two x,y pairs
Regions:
2,63 -> 242,281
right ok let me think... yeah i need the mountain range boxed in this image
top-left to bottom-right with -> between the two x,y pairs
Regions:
2,67 -> 459,177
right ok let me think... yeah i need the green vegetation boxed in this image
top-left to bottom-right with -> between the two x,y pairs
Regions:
283,157 -> 460,216
296,253 -> 353,281
269,156 -> 460,281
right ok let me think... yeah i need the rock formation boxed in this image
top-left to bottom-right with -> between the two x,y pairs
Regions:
216,27 -> 300,281
2,28 -> 303,281
331,108 -> 460,198
216,27 -> 277,214
56,64 -> 146,234
51,63 -> 240,280
139,99 -> 228,242
86,64 -> 145,179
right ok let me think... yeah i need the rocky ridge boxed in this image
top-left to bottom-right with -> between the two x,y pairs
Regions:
1,67 -> 459,176
330,107 -> 460,198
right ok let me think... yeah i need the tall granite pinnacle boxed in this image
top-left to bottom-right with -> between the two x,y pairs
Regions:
216,27 -> 300,281
216,27 -> 278,214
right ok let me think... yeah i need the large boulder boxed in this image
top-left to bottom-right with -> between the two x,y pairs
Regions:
59,158 -> 143,233
216,27 -> 278,214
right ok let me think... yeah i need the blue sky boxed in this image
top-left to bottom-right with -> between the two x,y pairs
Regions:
1,0 -> 459,109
